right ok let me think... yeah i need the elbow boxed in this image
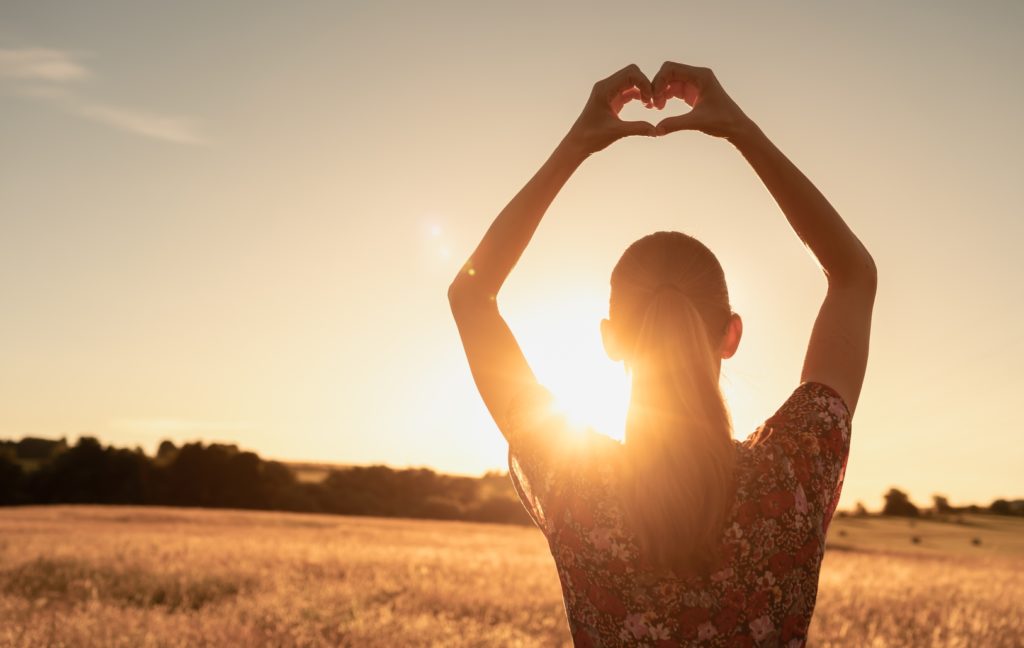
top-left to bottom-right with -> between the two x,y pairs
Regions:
858,252 -> 878,293
448,274 -> 494,314
447,279 -> 466,312
864,253 -> 878,288
829,253 -> 877,295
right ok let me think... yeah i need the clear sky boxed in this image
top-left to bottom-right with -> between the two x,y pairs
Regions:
2,1 -> 1022,510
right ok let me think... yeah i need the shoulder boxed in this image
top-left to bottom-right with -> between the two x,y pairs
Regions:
740,382 -> 853,522
773,381 -> 850,425
506,383 -> 559,434
506,383 -> 623,503
748,382 -> 851,447
506,383 -> 623,458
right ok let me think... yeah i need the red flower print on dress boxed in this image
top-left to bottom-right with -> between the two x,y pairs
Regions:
568,493 -> 594,526
795,536 -> 819,565
678,607 -> 711,638
794,484 -> 808,514
587,584 -> 626,616
697,621 -> 717,641
769,551 -> 794,576
607,558 -> 628,574
748,590 -> 771,616
624,613 -> 648,639
781,613 -> 806,642
726,635 -> 755,648
749,615 -> 774,642
761,490 -> 795,518
572,627 -> 595,648
714,606 -> 742,633
559,526 -> 584,552
826,427 -> 845,454
736,501 -> 759,526
723,587 -> 746,609
791,455 -> 811,484
566,565 -> 589,589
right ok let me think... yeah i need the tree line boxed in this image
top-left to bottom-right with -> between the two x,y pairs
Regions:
0,436 -> 532,525
873,487 -> 1024,518
2,437 -> 1019,524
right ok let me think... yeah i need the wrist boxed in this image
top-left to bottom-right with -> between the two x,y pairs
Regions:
726,117 -> 765,151
556,132 -> 592,165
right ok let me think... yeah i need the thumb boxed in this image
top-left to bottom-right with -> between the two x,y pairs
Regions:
654,113 -> 702,136
616,120 -> 657,138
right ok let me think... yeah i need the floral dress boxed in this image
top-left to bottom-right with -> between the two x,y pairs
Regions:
507,381 -> 852,647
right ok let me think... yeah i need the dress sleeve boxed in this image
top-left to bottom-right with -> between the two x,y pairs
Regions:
749,381 -> 853,533
505,383 -> 581,535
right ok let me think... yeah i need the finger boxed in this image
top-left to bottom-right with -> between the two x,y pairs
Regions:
615,119 -> 657,138
598,64 -> 654,106
627,70 -> 655,107
653,113 -> 701,136
682,81 -> 700,107
654,81 -> 686,110
652,62 -> 706,107
611,87 -> 642,113
659,80 -> 701,108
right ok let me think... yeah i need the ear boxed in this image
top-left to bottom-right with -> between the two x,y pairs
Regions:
601,318 -> 624,361
720,312 -> 743,359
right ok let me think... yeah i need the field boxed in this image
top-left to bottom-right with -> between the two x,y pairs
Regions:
0,506 -> 1021,647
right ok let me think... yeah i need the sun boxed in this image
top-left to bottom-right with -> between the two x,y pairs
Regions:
507,286 -> 760,445
510,293 -> 631,442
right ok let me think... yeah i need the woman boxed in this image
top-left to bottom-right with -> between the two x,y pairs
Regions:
449,62 -> 876,647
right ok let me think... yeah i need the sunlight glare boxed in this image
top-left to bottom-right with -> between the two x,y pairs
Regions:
511,293 -> 630,442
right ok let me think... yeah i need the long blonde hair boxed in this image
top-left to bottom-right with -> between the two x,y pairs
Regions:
610,231 -> 735,576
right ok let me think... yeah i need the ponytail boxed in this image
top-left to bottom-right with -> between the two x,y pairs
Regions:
611,232 -> 735,577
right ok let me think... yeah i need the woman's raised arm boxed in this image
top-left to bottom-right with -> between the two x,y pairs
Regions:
651,62 -> 877,415
449,64 -> 658,436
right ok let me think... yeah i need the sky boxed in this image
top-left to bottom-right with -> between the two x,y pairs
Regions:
1,1 -> 1022,510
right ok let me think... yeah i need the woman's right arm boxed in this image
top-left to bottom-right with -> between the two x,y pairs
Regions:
651,62 -> 877,415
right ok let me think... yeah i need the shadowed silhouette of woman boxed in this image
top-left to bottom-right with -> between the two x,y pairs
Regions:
449,61 -> 876,647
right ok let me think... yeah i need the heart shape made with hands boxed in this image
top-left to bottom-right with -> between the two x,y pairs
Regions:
617,93 -> 694,130
616,77 -> 701,133
574,63 -> 740,150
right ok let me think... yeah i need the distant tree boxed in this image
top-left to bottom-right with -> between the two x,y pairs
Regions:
0,453 -> 25,505
990,499 -> 1012,515
16,437 -> 67,460
25,437 -> 152,504
882,488 -> 919,517
466,496 -> 533,524
417,496 -> 464,520
854,501 -> 869,517
0,434 -> 537,525
156,440 -> 178,463
160,442 -> 236,507
933,495 -> 953,514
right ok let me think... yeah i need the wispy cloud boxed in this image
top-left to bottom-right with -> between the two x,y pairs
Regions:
70,101 -> 205,145
0,47 -> 206,145
0,48 -> 89,81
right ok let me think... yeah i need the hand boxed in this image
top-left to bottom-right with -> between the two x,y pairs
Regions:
650,62 -> 754,140
565,64 -> 658,155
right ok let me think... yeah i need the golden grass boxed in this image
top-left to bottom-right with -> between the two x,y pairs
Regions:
0,506 -> 1020,647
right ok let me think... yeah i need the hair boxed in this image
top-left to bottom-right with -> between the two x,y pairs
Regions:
609,230 -> 736,577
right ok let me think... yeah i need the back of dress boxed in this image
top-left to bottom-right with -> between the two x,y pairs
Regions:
507,381 -> 852,647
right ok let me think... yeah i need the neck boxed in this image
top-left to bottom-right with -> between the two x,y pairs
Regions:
622,362 -> 724,446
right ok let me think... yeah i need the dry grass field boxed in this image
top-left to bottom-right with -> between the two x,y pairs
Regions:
0,506 -> 1021,647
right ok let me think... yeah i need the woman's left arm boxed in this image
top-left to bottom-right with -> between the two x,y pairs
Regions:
449,64 -> 656,440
